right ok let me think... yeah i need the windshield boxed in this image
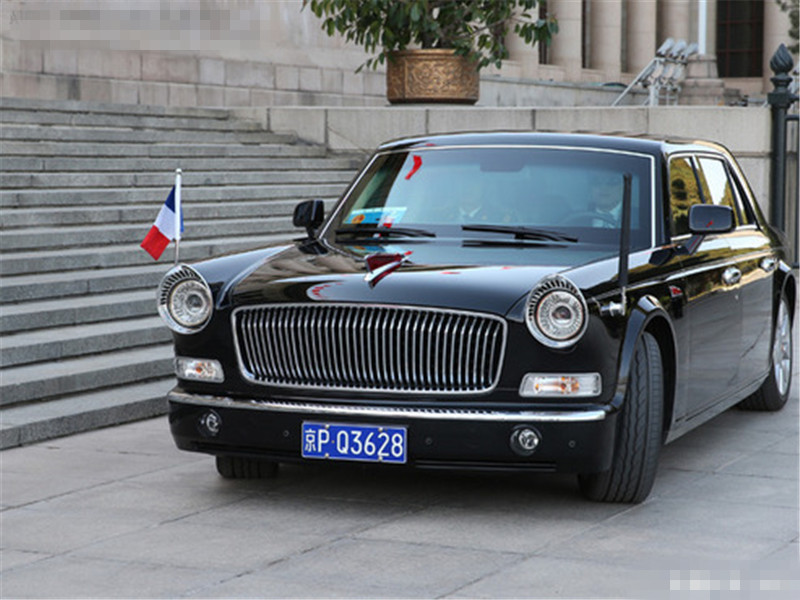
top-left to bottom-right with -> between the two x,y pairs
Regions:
325,146 -> 653,250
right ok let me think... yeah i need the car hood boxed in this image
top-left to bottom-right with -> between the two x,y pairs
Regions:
226,242 -> 615,316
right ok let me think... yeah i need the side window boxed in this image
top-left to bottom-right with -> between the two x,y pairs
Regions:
668,156 -> 704,237
696,157 -> 741,226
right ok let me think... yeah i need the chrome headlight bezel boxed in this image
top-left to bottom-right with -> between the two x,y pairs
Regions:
525,275 -> 589,349
158,264 -> 213,334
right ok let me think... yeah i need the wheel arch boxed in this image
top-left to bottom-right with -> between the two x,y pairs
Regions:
779,265 -> 796,323
612,295 -> 677,441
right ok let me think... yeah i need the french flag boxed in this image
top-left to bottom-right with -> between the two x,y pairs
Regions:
141,181 -> 183,260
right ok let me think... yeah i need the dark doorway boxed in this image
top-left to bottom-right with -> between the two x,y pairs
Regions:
716,0 -> 764,77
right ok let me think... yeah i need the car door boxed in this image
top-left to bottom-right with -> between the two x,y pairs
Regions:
667,154 -> 741,420
698,155 -> 775,392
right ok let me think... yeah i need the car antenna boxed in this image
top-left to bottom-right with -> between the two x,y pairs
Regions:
602,173 -> 632,317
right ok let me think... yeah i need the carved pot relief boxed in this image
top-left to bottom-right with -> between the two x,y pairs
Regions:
386,49 -> 479,104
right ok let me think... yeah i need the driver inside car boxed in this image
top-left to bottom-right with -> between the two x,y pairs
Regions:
589,172 -> 624,227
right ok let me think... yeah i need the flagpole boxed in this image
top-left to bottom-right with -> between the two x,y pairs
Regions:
174,168 -> 182,265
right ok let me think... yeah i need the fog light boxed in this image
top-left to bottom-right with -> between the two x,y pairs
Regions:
176,357 -> 224,383
519,373 -> 601,398
199,410 -> 221,437
510,426 -> 540,456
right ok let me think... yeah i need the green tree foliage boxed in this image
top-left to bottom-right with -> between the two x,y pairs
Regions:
304,0 -> 558,71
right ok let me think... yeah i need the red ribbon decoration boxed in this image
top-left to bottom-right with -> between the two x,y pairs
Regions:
405,155 -> 423,180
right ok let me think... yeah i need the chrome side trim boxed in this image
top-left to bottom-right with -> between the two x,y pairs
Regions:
168,391 -> 610,423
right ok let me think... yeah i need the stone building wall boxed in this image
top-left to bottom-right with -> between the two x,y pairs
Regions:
0,0 -> 645,108
1,0 -> 795,108
1,0 -> 388,107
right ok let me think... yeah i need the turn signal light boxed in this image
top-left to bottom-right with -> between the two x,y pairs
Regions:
175,357 -> 224,383
519,373 -> 601,398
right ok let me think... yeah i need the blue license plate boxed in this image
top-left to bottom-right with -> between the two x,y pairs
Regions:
301,422 -> 407,464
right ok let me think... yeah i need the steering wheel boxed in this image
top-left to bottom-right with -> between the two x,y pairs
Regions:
560,211 -> 618,227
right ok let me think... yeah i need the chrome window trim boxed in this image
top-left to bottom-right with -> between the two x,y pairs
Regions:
168,391 -> 609,423
318,151 -> 380,240
231,302 -> 508,396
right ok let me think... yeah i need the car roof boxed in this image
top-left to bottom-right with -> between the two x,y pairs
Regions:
377,131 -> 730,159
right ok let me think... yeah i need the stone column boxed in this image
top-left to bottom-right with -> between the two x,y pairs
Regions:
590,0 -> 622,80
658,0 -> 691,43
505,28 -> 540,79
682,12 -> 727,110
625,0 -> 657,74
548,0 -> 584,80
763,0 -> 794,95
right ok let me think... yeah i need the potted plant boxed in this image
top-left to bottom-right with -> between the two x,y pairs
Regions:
304,0 -> 557,104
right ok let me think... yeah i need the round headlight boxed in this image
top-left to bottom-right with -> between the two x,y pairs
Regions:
526,275 -> 588,349
169,279 -> 212,328
158,265 -> 213,334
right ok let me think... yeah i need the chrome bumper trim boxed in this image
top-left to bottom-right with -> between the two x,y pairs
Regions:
168,391 -> 610,423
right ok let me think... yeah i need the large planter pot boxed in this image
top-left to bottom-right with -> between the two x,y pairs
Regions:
386,49 -> 479,104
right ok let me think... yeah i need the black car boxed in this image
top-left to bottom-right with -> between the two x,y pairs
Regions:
159,132 -> 795,502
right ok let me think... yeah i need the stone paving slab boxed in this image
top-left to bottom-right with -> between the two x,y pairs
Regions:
1,347 -> 798,599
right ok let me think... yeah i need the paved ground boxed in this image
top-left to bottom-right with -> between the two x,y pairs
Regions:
2,349 -> 799,599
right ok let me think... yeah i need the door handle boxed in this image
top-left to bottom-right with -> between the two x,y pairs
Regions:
722,267 -> 741,286
761,257 -> 777,272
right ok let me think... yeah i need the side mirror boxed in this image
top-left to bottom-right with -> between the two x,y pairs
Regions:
677,204 -> 735,256
688,204 -> 734,235
293,200 -> 325,239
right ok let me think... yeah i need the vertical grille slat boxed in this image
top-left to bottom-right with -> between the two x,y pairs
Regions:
252,310 -> 269,379
233,304 -> 505,394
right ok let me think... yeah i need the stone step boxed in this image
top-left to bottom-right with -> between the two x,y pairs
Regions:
0,167 -> 354,190
0,124 -> 295,145
0,377 -> 173,449
1,316 -> 170,368
0,264 -> 168,303
1,140 -> 327,159
0,215 -> 297,251
0,233 -> 294,276
1,155 -> 364,173
0,108 -> 264,133
0,96 -> 232,119
0,343 -> 174,408
0,97 -> 345,447
0,289 -> 157,334
0,198 -> 318,229
0,183 -> 345,208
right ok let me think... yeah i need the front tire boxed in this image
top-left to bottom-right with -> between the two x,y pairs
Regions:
738,294 -> 793,412
215,456 -> 279,479
579,331 -> 663,503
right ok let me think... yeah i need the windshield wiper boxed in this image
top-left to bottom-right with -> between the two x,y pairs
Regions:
461,224 -> 578,243
335,226 -> 436,239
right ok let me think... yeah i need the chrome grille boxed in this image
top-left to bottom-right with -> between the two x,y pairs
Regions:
233,304 -> 506,394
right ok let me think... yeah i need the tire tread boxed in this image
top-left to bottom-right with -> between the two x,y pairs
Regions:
579,331 -> 663,503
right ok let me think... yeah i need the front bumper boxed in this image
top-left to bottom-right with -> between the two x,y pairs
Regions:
168,390 -> 618,473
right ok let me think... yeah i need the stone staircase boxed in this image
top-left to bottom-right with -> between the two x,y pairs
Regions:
0,98 -> 364,448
